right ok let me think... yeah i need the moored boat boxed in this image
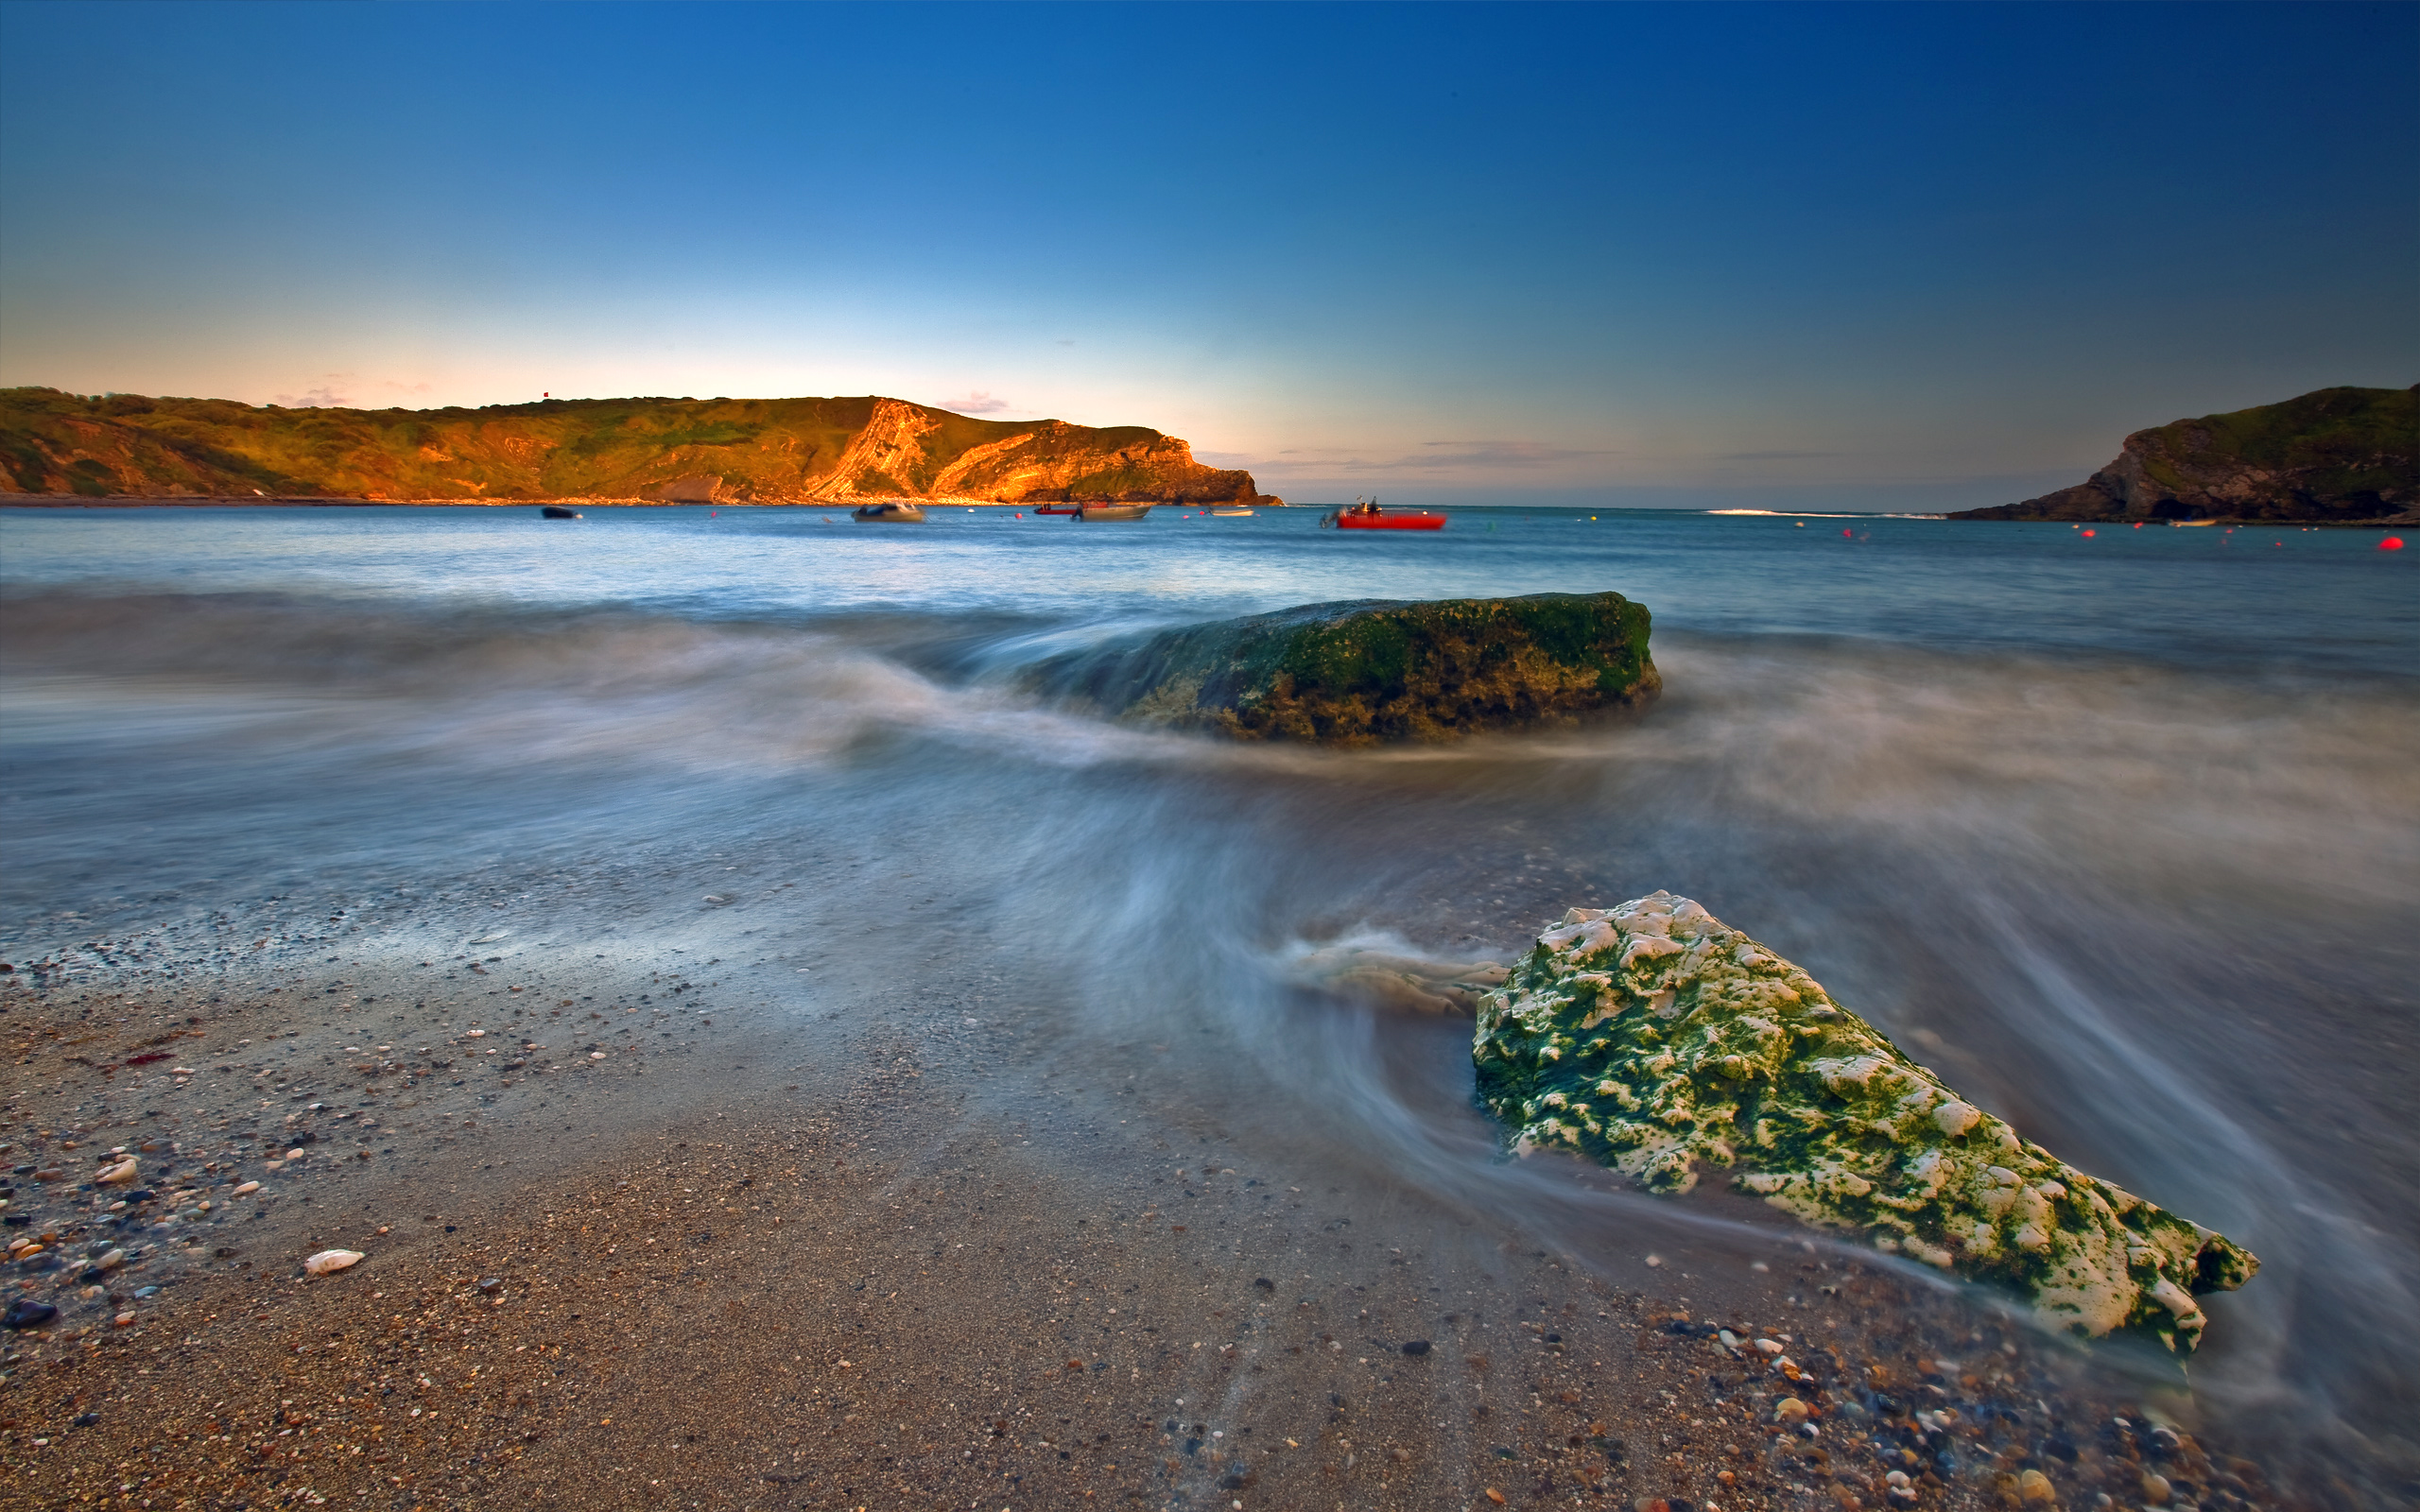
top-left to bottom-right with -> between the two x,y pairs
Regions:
540,505 -> 582,519
851,500 -> 926,523
1031,503 -> 1080,515
1322,497 -> 1444,531
1209,504 -> 1254,517
1074,503 -> 1152,522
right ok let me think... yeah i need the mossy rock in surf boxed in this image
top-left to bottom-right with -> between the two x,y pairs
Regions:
1472,891 -> 2257,1353
1028,591 -> 1658,746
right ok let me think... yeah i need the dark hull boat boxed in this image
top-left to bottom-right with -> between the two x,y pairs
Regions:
851,501 -> 927,523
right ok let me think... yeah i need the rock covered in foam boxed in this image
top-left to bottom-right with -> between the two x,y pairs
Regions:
1471,891 -> 2257,1352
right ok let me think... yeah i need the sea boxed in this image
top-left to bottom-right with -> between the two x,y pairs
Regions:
2,503 -> 2414,1474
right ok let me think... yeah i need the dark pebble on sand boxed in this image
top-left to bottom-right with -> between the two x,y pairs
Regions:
74,1411 -> 99,1427
1402,1339 -> 1431,1355
4,1297 -> 58,1329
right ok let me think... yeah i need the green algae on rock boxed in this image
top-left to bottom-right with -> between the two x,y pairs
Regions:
1472,892 -> 2256,1352
1028,592 -> 1658,746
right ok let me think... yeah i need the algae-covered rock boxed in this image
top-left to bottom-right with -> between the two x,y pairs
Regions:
1028,592 -> 1658,746
1472,892 -> 2257,1352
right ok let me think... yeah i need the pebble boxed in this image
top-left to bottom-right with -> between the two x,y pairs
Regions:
1754,1337 -> 1784,1355
233,1181 -> 261,1195
97,1159 -> 140,1186
2140,1472 -> 2171,1505
2,1297 -> 56,1330
2018,1468 -> 2055,1503
303,1248 -> 364,1276
92,1247 -> 126,1273
1401,1339 -> 1430,1355
1775,1397 -> 1809,1423
285,1147 -> 304,1160
112,1312 -> 135,1328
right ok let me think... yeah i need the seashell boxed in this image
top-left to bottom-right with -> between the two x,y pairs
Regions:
303,1249 -> 364,1276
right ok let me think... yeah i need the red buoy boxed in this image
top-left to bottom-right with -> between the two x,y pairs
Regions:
2082,529 -> 2096,537
2383,537 -> 2406,551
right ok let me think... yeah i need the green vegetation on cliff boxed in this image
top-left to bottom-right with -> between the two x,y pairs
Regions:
1953,384 -> 2417,524
0,388 -> 1276,506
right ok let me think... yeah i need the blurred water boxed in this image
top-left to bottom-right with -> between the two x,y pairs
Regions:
3,503 -> 2415,1458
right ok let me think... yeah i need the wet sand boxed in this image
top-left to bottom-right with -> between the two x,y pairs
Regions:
0,886 -> 2324,1512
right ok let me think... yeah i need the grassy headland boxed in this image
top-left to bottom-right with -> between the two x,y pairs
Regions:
0,389 -> 1279,507
1952,384 -> 2417,524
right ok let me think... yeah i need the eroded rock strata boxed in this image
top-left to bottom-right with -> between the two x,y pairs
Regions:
1030,591 -> 1659,746
1473,891 -> 2256,1351
0,388 -> 1279,507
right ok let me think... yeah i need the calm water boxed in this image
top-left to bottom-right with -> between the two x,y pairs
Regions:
4,504 -> 2416,1460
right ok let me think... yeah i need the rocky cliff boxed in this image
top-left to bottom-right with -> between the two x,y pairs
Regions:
1951,384 -> 2417,524
0,389 -> 1281,507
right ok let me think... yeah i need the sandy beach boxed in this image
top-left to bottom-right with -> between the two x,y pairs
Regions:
0,874 -> 2306,1512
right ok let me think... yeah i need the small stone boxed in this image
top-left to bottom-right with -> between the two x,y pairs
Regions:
92,1248 -> 126,1273
1754,1337 -> 1784,1355
1775,1398 -> 1809,1423
477,1276 -> 503,1293
1644,1254 -> 1663,1267
590,1052 -> 606,1060
1401,1339 -> 1431,1356
303,1248 -> 363,1276
2,1297 -> 56,1329
285,1148 -> 304,1160
2139,1473 -> 2170,1505
2017,1468 -> 2054,1503
233,1181 -> 260,1195
97,1159 -> 140,1186
112,1312 -> 135,1327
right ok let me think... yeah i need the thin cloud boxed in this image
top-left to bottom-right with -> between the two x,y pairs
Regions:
1258,440 -> 1619,475
269,374 -> 434,409
938,390 -> 1011,414
1716,449 -> 1843,461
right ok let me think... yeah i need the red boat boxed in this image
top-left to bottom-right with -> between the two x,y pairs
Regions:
1031,503 -> 1080,515
1323,497 -> 1445,531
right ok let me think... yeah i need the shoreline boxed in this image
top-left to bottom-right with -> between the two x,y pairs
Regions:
0,887 -> 2335,1511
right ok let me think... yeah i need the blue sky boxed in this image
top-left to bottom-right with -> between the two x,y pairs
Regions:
0,1 -> 2411,507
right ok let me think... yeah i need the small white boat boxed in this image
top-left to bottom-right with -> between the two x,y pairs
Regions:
1209,505 -> 1254,517
1074,503 -> 1152,522
851,500 -> 926,523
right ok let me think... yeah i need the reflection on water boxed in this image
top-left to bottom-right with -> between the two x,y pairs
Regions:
3,519 -> 2416,1474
